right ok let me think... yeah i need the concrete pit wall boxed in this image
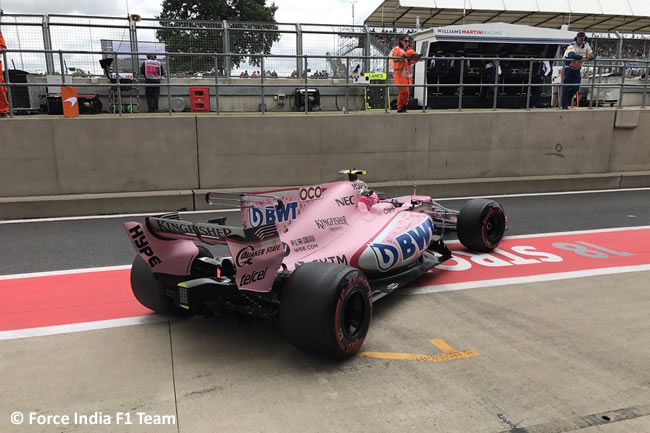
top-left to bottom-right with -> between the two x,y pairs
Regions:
196,110 -> 622,187
0,117 -> 199,197
1,108 -> 649,218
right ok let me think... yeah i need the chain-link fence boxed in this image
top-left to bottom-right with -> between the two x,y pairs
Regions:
0,15 -> 46,74
2,14 -> 650,117
2,48 -> 649,115
3,13 -> 649,79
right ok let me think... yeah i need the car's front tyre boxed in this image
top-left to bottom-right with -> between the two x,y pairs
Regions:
457,199 -> 506,252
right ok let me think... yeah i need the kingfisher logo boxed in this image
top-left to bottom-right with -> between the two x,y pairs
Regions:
315,216 -> 349,230
249,201 -> 298,228
365,217 -> 434,271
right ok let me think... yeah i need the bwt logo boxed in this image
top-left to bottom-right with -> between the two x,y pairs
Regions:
249,201 -> 298,227
299,186 -> 323,201
368,217 -> 434,271
368,242 -> 400,271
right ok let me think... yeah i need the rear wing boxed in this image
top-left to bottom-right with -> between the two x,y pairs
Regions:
126,213 -> 284,292
146,213 -> 244,245
205,191 -> 294,231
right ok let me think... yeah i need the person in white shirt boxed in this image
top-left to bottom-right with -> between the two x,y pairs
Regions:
561,32 -> 594,109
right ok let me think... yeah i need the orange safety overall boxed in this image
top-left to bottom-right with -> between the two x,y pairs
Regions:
390,46 -> 418,110
0,31 -> 8,115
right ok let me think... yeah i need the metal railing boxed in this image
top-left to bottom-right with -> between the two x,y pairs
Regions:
0,14 -> 406,77
2,13 -> 649,78
1,48 -> 649,117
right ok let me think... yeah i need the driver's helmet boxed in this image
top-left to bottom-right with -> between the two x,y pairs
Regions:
358,189 -> 379,209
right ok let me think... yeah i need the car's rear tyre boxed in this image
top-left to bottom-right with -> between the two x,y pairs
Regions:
130,245 -> 212,315
280,263 -> 372,360
457,199 -> 506,252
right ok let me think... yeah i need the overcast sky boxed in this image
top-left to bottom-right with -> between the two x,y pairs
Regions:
0,0 -> 385,75
1,0 -> 383,25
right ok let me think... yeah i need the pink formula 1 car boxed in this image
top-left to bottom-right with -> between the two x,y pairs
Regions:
124,170 -> 506,359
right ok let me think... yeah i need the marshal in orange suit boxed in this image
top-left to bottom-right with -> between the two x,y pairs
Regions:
0,28 -> 9,118
390,34 -> 419,113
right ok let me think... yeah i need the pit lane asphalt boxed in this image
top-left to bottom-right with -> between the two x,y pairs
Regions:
1,189 -> 649,275
2,189 -> 649,433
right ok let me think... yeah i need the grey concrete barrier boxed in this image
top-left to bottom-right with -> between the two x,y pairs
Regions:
610,109 -> 650,172
0,117 -> 200,197
427,110 -> 616,178
2,109 -> 650,219
196,110 -> 627,188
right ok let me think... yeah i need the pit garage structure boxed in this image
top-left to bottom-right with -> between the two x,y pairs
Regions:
411,23 -> 575,109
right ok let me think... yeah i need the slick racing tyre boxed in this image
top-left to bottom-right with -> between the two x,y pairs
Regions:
280,263 -> 372,360
130,246 -> 212,316
457,199 -> 506,252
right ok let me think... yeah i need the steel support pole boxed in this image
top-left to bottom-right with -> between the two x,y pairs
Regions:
260,56 -> 265,114
525,59 -> 533,110
457,57 -> 465,111
129,20 -> 139,75
363,25 -> 371,74
113,52 -> 122,116
616,32 -> 623,60
222,21 -> 231,77
59,51 -> 66,86
559,61 -> 565,109
492,60 -> 499,110
296,24 -> 303,78
642,61 -> 648,109
304,57 -> 308,114
214,54 -> 220,115
589,59 -> 597,109
385,57 -> 389,113
42,15 -> 55,74
345,57 -> 350,114
618,61 -> 626,109
166,55 -> 171,116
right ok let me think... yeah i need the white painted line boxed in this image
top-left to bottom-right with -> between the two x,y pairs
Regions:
500,225 -> 650,240
0,208 -> 240,225
2,187 -> 649,224
442,225 -> 650,245
0,315 -> 168,341
431,186 -> 650,201
402,264 -> 650,296
0,265 -> 132,281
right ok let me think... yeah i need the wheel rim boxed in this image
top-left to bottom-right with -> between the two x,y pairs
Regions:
484,207 -> 504,246
341,291 -> 367,339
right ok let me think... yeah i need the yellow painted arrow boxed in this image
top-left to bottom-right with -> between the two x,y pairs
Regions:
359,339 -> 479,362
